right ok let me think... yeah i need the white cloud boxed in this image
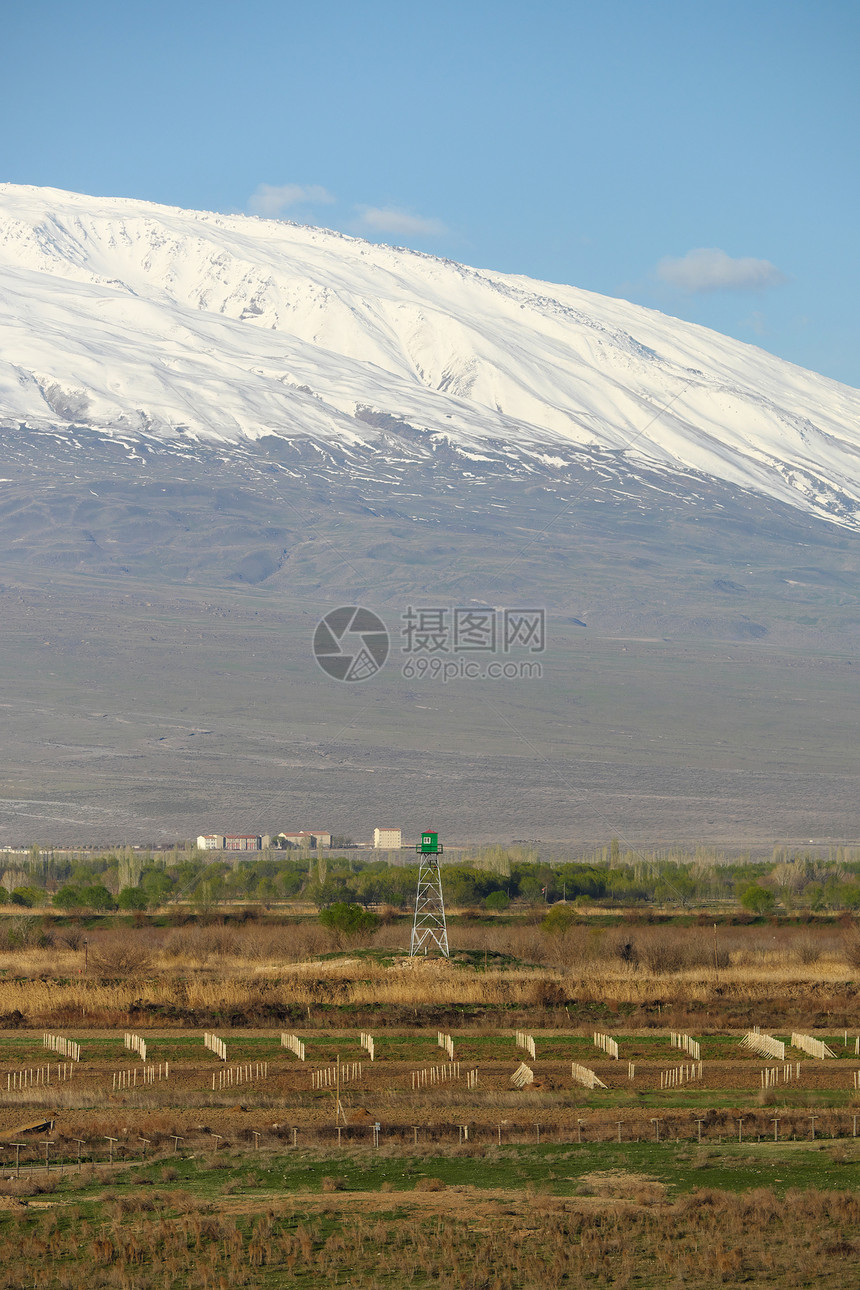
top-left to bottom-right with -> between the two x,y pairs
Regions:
657,247 -> 788,293
248,184 -> 336,217
357,206 -> 448,238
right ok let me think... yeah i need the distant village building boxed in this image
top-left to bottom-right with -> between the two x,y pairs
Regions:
196,834 -> 262,852
374,827 -> 402,849
276,830 -> 332,849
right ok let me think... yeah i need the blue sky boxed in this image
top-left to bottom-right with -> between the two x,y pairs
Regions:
3,0 -> 859,386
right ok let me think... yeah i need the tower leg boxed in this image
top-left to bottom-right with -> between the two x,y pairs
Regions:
410,856 -> 449,957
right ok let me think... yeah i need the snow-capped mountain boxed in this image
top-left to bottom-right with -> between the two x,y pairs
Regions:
2,182 -> 860,526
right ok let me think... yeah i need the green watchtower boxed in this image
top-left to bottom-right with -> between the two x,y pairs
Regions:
410,830 -> 449,957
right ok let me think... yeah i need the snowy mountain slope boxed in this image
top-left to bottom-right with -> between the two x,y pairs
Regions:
2,183 -> 860,525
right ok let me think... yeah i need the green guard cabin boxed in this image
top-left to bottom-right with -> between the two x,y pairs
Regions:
417,831 -> 442,856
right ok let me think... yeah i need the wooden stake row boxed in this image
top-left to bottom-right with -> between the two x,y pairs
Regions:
413,1062 -> 462,1088
212,1061 -> 268,1091
203,1032 -> 226,1061
43,1033 -> 80,1061
311,1062 -> 362,1090
281,1033 -> 306,1060
124,1032 -> 147,1062
593,1032 -> 619,1059
6,1064 -> 73,1090
113,1063 -> 169,1090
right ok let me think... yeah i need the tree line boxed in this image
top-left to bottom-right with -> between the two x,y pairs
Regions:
3,841 -> 860,913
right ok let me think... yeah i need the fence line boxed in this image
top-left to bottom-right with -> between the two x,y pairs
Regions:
511,1062 -> 534,1089
360,1032 -> 375,1062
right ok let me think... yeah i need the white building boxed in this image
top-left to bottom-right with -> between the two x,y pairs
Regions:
374,827 -> 402,849
197,834 -> 224,851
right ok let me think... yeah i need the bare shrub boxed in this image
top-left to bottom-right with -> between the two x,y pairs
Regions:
639,932 -> 687,974
795,934 -> 822,965
414,1176 -> 446,1191
0,915 -> 52,950
321,1176 -> 346,1192
610,935 -> 639,969
89,935 -> 153,974
842,928 -> 860,969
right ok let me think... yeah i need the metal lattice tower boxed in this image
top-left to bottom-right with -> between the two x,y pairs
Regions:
410,831 -> 449,957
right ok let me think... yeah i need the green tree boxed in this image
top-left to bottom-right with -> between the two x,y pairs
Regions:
541,903 -> 577,936
519,875 -> 544,904
118,886 -> 148,911
81,884 -> 116,911
484,890 -> 510,911
141,870 -> 174,908
53,885 -> 83,910
739,884 -> 776,915
11,886 -> 41,907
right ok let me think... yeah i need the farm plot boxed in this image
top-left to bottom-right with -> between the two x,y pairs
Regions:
2,1027 -> 860,1157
